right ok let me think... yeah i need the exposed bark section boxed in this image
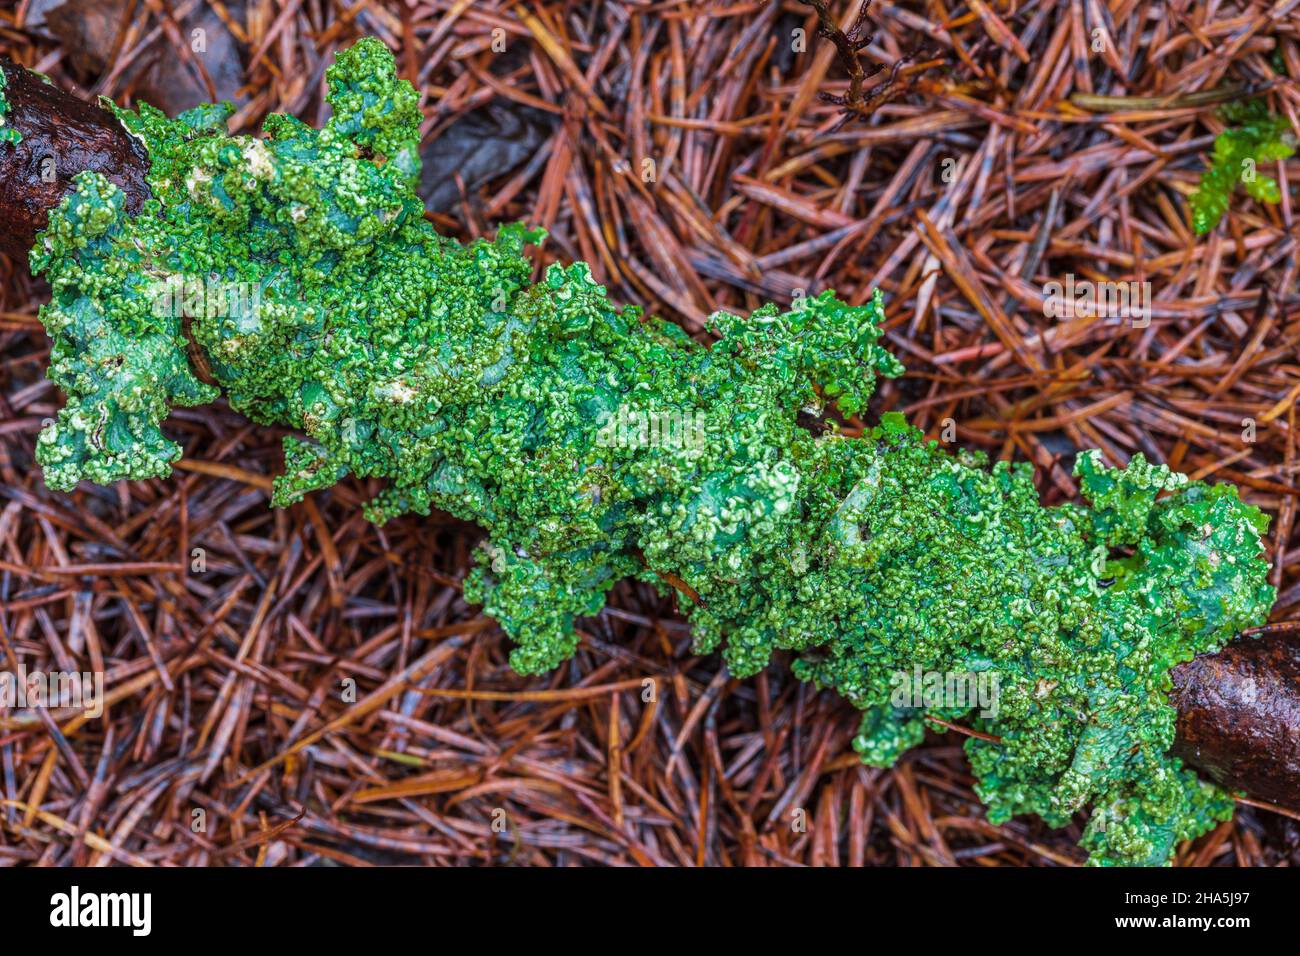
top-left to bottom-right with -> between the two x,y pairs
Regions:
0,58 -> 149,261
1172,632 -> 1300,811
1,55 -> 1298,816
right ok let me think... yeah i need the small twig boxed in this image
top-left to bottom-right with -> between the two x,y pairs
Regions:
1239,620 -> 1300,639
1068,84 -> 1266,113
793,0 -> 943,131
924,715 -> 1003,744
1234,794 -> 1300,823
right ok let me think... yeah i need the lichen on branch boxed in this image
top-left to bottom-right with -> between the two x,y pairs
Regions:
16,38 -> 1276,865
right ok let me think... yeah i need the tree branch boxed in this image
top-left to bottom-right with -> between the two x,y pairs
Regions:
0,56 -> 1297,819
0,58 -> 149,261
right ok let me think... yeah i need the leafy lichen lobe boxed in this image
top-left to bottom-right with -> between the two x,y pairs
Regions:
30,39 -> 1275,865
0,66 -> 24,146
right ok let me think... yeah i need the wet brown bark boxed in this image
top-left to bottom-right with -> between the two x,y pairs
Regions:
1171,631 -> 1300,811
1,57 -> 1298,816
0,58 -> 149,261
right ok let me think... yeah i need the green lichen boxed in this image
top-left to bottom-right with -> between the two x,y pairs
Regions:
28,39 -> 1275,865
0,65 -> 24,146
1189,99 -> 1296,234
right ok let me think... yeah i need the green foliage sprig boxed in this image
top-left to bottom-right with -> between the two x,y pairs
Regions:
21,40 -> 1275,865
1189,99 -> 1295,234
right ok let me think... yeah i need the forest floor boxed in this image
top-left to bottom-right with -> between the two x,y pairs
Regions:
1,0 -> 1298,865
